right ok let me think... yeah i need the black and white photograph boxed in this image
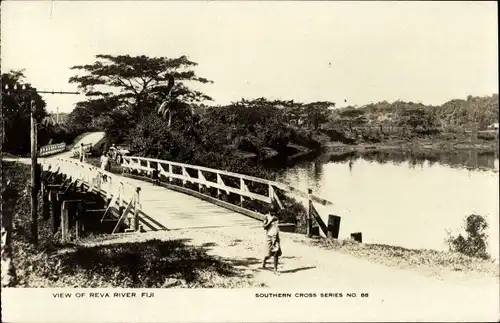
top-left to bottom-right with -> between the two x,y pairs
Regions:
1,1 -> 498,322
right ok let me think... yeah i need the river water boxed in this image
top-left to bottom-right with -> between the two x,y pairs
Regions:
274,150 -> 499,259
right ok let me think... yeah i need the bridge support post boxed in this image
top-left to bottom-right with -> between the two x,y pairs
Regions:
327,215 -> 341,239
351,232 -> 362,243
307,188 -> 313,237
42,183 -> 50,221
75,202 -> 85,239
61,201 -> 69,243
49,191 -> 60,234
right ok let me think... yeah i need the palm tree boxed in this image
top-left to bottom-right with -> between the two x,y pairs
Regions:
157,76 -> 194,128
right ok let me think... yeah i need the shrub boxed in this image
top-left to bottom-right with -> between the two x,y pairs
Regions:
446,214 -> 490,260
477,131 -> 498,141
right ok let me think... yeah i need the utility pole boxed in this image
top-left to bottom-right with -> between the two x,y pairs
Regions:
30,98 -> 38,245
56,107 -> 59,124
4,84 -> 78,246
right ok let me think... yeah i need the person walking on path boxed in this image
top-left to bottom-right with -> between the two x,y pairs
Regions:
262,212 -> 282,274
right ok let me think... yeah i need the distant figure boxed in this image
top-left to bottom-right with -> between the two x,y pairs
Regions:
109,144 -> 118,161
79,143 -> 84,162
262,212 -> 282,274
100,151 -> 110,172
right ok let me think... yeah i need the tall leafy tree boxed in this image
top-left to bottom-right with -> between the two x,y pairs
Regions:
69,54 -> 213,126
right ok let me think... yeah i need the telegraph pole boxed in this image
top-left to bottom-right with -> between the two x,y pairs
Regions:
30,98 -> 38,245
4,84 -> 78,246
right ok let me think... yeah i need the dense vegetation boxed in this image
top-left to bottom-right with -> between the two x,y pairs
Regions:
66,55 -> 498,169
1,70 -> 79,156
65,55 -> 342,177
331,95 -> 499,142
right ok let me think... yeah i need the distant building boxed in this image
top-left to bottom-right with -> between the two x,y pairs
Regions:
487,122 -> 499,130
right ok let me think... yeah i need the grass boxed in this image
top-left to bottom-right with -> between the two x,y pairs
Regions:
13,238 -> 264,288
2,161 -> 264,288
303,236 -> 499,278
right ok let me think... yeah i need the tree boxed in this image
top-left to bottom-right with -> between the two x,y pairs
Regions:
1,70 -> 48,155
69,54 -> 213,127
302,101 -> 335,130
338,107 -> 366,132
157,76 -> 198,128
398,107 -> 434,133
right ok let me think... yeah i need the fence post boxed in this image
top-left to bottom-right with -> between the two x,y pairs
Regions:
182,167 -> 187,186
216,173 -> 222,199
307,188 -> 313,237
197,170 -> 201,192
240,178 -> 245,207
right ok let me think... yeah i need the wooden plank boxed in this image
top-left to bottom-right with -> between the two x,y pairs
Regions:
269,185 -> 284,210
112,200 -> 134,234
311,204 -> 328,236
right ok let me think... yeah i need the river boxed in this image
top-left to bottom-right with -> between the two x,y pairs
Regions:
274,149 -> 499,259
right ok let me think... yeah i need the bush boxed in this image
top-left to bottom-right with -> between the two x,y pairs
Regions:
477,131 -> 498,141
446,214 -> 490,260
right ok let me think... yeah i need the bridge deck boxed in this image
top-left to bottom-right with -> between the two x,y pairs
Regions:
123,177 -> 260,232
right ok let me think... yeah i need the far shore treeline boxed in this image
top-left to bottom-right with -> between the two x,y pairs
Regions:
2,54 -> 498,179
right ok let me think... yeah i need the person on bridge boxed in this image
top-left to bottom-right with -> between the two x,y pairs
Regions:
100,151 -> 110,171
79,143 -> 84,162
262,211 -> 282,274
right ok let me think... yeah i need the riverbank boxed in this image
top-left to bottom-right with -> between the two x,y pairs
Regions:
325,138 -> 499,155
297,235 -> 499,280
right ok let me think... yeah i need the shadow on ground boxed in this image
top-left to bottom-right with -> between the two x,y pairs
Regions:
280,266 -> 317,274
19,238 -> 265,288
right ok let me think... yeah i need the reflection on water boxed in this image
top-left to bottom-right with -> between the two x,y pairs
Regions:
276,150 -> 499,259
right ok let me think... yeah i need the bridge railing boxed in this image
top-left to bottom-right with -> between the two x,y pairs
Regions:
39,142 -> 66,157
41,157 -> 142,233
121,155 -> 335,236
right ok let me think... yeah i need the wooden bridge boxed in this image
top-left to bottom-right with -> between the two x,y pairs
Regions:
38,142 -> 66,157
39,149 -> 339,240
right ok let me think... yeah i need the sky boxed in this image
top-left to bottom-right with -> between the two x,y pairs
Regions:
1,1 -> 498,113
